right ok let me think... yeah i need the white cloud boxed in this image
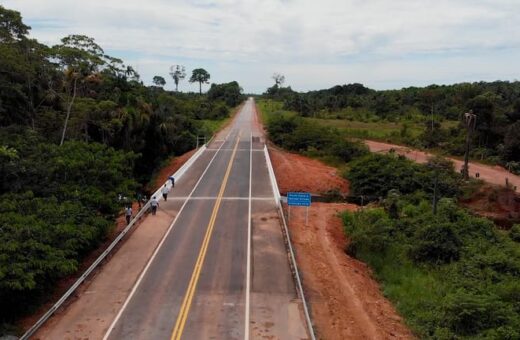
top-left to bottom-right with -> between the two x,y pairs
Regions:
4,0 -> 520,92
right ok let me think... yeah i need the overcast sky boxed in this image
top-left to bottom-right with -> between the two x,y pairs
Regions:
4,0 -> 520,93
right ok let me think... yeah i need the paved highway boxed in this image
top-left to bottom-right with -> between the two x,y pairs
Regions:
90,99 -> 308,339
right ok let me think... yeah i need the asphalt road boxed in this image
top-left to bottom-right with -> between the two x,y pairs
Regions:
101,99 -> 308,339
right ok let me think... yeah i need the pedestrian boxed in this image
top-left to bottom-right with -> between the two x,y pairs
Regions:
161,184 -> 170,201
150,196 -> 159,215
169,176 -> 175,188
125,205 -> 132,224
137,193 -> 142,208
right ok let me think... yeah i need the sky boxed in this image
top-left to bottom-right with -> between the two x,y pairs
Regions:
4,0 -> 520,93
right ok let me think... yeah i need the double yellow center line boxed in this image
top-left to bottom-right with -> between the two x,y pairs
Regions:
170,134 -> 241,340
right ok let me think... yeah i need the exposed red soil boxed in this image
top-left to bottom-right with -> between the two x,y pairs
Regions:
460,184 -> 520,228
268,146 -> 349,195
269,147 -> 413,339
147,149 -> 197,192
19,148 -> 197,333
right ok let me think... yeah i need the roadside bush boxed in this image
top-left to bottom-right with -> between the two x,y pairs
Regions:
341,194 -> 520,339
346,153 -> 462,200
444,291 -> 514,337
510,224 -> 520,242
343,208 -> 394,256
346,153 -> 423,198
409,223 -> 461,264
330,139 -> 369,162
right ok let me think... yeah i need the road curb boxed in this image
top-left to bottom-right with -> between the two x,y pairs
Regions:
263,145 -> 317,340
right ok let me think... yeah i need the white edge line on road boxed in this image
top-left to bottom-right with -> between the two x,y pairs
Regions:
102,132 -> 230,340
166,196 -> 272,201
244,131 -> 252,340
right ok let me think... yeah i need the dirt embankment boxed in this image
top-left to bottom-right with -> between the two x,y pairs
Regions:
147,149 -> 197,192
460,184 -> 520,228
269,147 -> 414,339
269,146 -> 349,195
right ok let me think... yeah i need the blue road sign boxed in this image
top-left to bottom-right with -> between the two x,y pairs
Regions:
287,192 -> 311,207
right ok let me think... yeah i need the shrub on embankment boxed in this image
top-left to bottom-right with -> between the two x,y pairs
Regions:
343,195 -> 520,338
345,152 -> 462,201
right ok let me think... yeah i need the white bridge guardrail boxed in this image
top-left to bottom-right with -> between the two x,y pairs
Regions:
263,145 -> 317,340
20,144 -> 208,340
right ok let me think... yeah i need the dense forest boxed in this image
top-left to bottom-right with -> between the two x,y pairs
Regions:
0,5 -> 243,331
265,80 -> 520,173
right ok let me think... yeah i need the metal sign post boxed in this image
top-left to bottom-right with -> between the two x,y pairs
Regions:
287,192 -> 311,226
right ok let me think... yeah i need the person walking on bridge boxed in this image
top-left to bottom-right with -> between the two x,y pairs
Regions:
125,206 -> 132,224
161,184 -> 170,201
150,196 -> 159,215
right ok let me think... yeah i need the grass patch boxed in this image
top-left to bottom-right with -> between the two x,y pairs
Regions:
257,99 -> 297,124
304,117 -> 458,142
199,117 -> 230,135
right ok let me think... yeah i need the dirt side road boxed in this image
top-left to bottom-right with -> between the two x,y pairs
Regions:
365,140 -> 520,192
269,147 -> 413,340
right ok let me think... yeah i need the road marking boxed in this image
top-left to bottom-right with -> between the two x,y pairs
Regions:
170,134 -> 241,340
166,196 -> 272,201
206,148 -> 264,151
102,132 -> 231,340
244,132 -> 252,340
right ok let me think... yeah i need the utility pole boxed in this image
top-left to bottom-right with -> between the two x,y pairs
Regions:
462,110 -> 477,180
431,103 -> 435,131
432,174 -> 438,215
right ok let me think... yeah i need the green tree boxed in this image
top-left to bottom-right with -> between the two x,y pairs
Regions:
207,81 -> 243,106
190,68 -> 210,95
152,75 -> 166,87
502,121 -> 520,162
0,6 -> 55,128
52,35 -> 105,145
467,94 -> 495,147
272,73 -> 285,86
0,5 -> 30,42
169,64 -> 185,92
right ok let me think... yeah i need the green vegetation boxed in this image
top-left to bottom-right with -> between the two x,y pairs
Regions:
264,80 -> 520,173
341,146 -> 520,338
343,197 -> 520,339
261,80 -> 520,339
189,68 -> 211,95
257,99 -> 296,124
0,5 -> 244,331
346,153 -> 462,200
260,100 -> 367,164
